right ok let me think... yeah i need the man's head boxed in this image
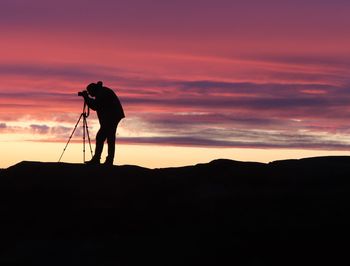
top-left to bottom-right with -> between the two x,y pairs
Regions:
86,81 -> 103,97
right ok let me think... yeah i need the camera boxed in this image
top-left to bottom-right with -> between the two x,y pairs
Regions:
78,90 -> 87,96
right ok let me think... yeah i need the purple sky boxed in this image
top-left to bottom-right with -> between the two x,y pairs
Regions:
1,0 -> 350,166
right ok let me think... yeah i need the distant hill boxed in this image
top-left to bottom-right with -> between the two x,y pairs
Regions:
1,157 -> 350,265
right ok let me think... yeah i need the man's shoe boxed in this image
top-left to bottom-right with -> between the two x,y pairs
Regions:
85,157 -> 100,165
104,157 -> 114,166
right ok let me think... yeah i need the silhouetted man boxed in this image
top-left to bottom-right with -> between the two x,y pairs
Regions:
81,81 -> 125,165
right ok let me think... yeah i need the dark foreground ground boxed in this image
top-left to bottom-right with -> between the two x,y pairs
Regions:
1,157 -> 350,265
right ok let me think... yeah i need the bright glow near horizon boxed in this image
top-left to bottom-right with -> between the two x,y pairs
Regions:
1,140 -> 348,169
1,1 -> 350,168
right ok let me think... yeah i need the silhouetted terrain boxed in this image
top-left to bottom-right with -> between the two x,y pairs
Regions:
1,157 -> 350,265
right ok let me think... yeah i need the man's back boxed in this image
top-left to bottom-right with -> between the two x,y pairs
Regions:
95,86 -> 125,123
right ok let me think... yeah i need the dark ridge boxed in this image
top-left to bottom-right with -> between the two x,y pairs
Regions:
270,155 -> 350,166
1,156 -> 350,265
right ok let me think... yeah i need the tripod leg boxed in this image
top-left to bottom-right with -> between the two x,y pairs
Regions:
58,113 -> 84,162
83,114 -> 86,163
84,116 -> 94,158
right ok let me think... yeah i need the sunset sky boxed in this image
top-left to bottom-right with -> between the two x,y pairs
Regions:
1,0 -> 350,168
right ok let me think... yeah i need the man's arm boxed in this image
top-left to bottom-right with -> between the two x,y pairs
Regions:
81,91 -> 97,111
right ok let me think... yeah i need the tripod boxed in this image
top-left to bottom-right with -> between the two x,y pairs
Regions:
58,101 -> 94,163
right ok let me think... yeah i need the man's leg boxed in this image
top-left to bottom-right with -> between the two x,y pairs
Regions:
86,127 -> 107,164
105,123 -> 118,165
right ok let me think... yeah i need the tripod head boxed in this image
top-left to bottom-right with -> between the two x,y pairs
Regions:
77,91 -> 90,118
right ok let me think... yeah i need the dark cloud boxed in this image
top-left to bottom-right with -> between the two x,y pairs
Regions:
2,61 -> 350,151
3,69 -> 348,120
1,74 -> 349,127
144,79 -> 341,97
116,117 -> 350,150
50,126 -> 73,136
6,118 -> 350,151
134,113 -> 294,135
123,92 -> 349,112
120,79 -> 350,115
118,134 -> 350,150
0,123 -> 90,140
1,62 -> 348,114
30,124 -> 50,134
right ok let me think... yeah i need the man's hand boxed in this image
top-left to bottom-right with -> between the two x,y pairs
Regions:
82,91 -> 89,97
